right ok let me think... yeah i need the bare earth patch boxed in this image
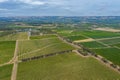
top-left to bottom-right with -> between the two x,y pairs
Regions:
74,38 -> 94,43
93,27 -> 120,32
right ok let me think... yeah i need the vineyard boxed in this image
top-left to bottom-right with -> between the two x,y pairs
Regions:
0,26 -> 120,80
17,53 -> 120,80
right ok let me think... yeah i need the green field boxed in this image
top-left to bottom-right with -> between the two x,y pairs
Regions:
18,38 -> 75,59
65,35 -> 87,41
92,48 -> 120,66
112,43 -> 120,48
0,41 -> 15,64
0,32 -> 28,41
0,64 -> 13,80
17,53 -> 120,80
30,35 -> 57,40
72,30 -> 120,39
100,38 -> 120,45
79,41 -> 107,48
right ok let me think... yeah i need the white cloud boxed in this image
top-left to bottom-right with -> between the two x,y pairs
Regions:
14,0 -> 46,5
0,0 -> 8,3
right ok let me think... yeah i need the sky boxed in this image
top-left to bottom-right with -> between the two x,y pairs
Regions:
0,0 -> 120,16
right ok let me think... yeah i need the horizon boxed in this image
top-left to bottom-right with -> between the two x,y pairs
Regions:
0,0 -> 120,16
1,16 -> 120,17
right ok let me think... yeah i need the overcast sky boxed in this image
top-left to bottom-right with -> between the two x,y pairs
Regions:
0,0 -> 120,16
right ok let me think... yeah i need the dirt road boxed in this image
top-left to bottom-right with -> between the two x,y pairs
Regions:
11,40 -> 18,80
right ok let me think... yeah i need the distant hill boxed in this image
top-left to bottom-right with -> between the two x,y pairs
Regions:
0,16 -> 120,24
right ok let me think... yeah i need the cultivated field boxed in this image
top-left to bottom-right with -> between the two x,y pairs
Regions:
99,38 -> 120,45
18,38 -> 75,59
17,53 -> 120,80
65,35 -> 87,41
1,27 -> 120,80
0,32 -> 28,41
61,30 -> 120,68
0,41 -> 15,64
30,34 -> 57,40
72,30 -> 120,39
0,64 -> 13,80
92,48 -> 120,66
80,41 -> 107,48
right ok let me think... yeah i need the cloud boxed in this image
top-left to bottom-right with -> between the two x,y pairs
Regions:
0,0 -> 8,3
13,0 -> 46,5
0,8 -> 8,11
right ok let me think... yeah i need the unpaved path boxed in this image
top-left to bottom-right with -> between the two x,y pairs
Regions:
11,40 -> 18,80
57,34 -> 120,74
93,27 -> 120,32
74,38 -> 94,43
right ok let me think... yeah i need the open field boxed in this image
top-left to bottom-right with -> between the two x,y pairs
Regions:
92,48 -> 120,66
0,64 -> 13,80
18,38 -> 75,59
17,53 -> 120,80
30,35 -> 57,40
99,38 -> 120,45
65,35 -> 87,41
0,41 -> 15,64
0,22 -> 120,80
80,41 -> 107,48
0,32 -> 28,41
111,43 -> 120,48
19,43 -> 75,59
72,30 -> 120,39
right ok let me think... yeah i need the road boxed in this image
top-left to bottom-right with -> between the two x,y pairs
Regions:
11,40 -> 18,80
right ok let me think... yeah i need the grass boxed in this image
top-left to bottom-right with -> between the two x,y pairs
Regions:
72,30 -> 120,39
17,53 -> 120,80
0,64 -> 13,80
19,42 -> 75,59
100,38 -> 120,45
0,32 -> 28,41
0,41 -> 15,64
92,48 -> 120,66
112,43 -> 120,48
65,35 -> 87,41
30,35 -> 57,40
80,41 -> 107,48
18,38 -> 75,59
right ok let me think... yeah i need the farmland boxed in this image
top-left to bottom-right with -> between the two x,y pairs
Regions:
17,53 -> 120,80
0,41 -> 15,64
112,43 -> 120,48
18,38 -> 75,59
0,64 -> 13,80
92,48 -> 120,66
60,29 -> 120,68
72,30 -> 120,39
65,35 -> 87,41
0,32 -> 28,41
99,38 -> 120,45
0,18 -> 120,80
80,41 -> 107,48
30,34 -> 57,40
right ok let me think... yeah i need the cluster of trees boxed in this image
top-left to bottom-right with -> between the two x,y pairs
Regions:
77,49 -> 88,56
21,50 -> 73,62
62,35 -> 120,72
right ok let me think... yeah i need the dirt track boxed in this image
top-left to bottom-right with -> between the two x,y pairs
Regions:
11,40 -> 18,80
